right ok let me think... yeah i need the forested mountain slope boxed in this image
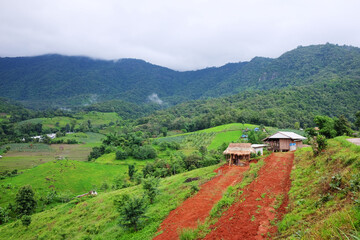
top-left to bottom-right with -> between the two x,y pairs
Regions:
0,43 -> 359,109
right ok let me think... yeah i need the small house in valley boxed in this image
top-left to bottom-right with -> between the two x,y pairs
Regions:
263,131 -> 306,152
223,143 -> 254,166
251,144 -> 267,156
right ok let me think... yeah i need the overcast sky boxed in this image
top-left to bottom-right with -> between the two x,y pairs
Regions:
0,0 -> 359,70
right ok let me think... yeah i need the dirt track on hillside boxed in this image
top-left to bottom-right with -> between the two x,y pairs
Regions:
153,164 -> 249,240
204,152 -> 294,240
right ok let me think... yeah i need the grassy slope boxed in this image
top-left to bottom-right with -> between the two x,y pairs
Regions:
0,164 -> 220,240
0,160 -> 131,207
277,137 -> 360,239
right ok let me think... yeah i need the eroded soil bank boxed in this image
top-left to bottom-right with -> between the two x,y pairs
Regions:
154,164 -> 249,240
204,152 -> 294,240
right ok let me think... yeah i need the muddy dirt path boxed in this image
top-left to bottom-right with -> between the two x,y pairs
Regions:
154,164 -> 249,240
204,152 -> 294,240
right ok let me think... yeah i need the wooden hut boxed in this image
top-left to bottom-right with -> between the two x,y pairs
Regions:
263,131 -> 306,152
223,143 -> 254,166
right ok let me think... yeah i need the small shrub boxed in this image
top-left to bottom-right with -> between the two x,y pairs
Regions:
190,184 -> 199,195
116,150 -> 128,160
21,215 -> 31,227
116,194 -> 147,231
142,177 -> 160,204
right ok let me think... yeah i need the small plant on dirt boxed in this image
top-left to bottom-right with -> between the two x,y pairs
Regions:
251,215 -> 256,221
179,228 -> 197,240
190,184 -> 199,195
315,193 -> 333,208
261,193 -> 266,199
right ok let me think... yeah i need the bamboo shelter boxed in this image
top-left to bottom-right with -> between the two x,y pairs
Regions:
223,143 -> 254,166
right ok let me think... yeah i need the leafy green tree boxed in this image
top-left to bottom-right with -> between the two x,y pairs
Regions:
133,145 -> 157,160
116,194 -> 147,231
70,119 -> 77,132
128,164 -> 137,180
160,127 -> 168,137
15,185 -> 37,216
142,177 -> 160,204
199,146 -> 207,160
294,122 -> 300,130
314,115 -> 336,138
334,115 -> 352,136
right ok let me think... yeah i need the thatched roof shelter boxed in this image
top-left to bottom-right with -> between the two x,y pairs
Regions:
223,143 -> 254,166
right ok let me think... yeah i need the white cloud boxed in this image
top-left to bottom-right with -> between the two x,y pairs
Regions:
147,93 -> 163,105
0,0 -> 360,70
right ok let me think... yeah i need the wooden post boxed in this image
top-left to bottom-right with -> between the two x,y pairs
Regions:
229,154 -> 232,166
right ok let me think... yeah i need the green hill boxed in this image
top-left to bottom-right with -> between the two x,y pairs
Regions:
1,44 -> 360,110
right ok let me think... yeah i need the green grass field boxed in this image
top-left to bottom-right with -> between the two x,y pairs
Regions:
0,133 -> 104,171
0,164 -> 220,240
0,159 -> 135,208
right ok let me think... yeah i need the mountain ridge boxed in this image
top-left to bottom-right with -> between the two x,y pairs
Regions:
0,43 -> 359,109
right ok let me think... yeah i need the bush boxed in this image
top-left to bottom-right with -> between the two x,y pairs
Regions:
128,165 -> 137,180
21,215 -> 31,227
0,207 -> 9,225
133,145 -> 157,160
142,177 -> 160,204
15,185 -> 37,216
116,150 -> 128,160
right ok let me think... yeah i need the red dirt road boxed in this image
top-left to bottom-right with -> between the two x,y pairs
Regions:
204,152 -> 294,240
154,164 -> 249,240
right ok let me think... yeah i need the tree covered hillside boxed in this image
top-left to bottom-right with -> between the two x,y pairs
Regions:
0,44 -> 360,109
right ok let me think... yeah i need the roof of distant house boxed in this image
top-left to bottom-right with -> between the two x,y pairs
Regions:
263,131 -> 306,141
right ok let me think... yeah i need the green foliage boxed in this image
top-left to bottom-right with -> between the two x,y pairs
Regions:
133,145 -> 157,160
355,111 -> 360,130
142,177 -> 160,204
21,215 -> 31,227
115,150 -> 128,160
310,135 -> 328,156
210,186 -> 235,218
334,115 -> 352,136
116,194 -> 148,231
15,185 -> 37,216
128,164 -> 137,180
247,130 -> 266,144
0,207 -> 9,225
179,228 -> 198,240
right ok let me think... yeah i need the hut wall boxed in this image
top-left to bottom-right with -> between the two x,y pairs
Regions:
279,139 -> 291,151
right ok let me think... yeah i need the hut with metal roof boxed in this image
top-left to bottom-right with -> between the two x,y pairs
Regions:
223,143 -> 254,166
263,131 -> 306,152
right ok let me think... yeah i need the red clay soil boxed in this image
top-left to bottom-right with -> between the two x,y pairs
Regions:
204,152 -> 294,240
154,164 -> 249,240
